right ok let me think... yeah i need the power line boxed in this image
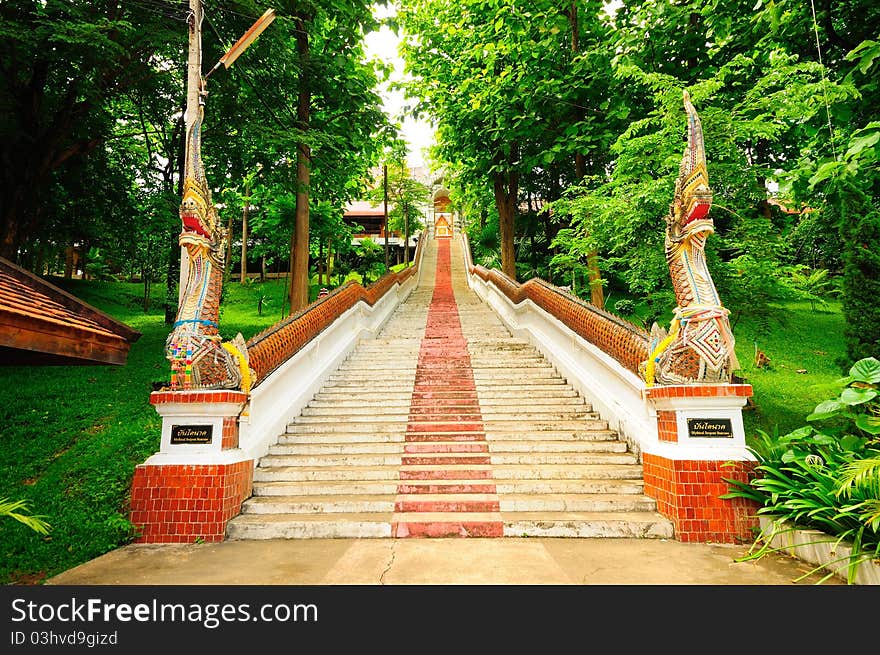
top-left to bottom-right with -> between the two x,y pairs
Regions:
809,0 -> 838,160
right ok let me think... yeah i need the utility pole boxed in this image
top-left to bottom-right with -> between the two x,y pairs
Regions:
178,0 -> 204,304
383,163 -> 389,270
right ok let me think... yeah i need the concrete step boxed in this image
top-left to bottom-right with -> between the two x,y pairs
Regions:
486,440 -> 626,452
326,370 -> 559,381
291,414 -> 410,423
253,466 -> 400,482
242,495 -> 396,514
300,398 -> 588,411
226,513 -> 392,539
278,433 -> 406,444
390,512 -> 504,538
498,493 -> 657,512
489,464 -> 644,480
337,365 -> 418,372
404,429 -> 617,442
253,480 -> 401,496
313,391 -> 416,400
306,399 -> 413,409
312,386 -> 578,398
480,419 -> 608,431
502,512 -> 674,538
259,453 -> 405,468
397,478 -> 647,495
319,384 -> 416,392
269,442 -> 406,455
259,450 -> 638,467
287,421 -> 408,433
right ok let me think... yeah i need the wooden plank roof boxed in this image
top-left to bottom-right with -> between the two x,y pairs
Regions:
0,257 -> 141,366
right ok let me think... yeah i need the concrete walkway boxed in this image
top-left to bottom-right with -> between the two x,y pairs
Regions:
47,537 -> 840,585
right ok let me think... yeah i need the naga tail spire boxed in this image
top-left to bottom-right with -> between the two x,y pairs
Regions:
671,90 -> 713,232
642,90 -> 739,386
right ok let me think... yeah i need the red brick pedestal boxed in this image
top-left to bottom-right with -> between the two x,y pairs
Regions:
129,391 -> 253,543
643,384 -> 760,543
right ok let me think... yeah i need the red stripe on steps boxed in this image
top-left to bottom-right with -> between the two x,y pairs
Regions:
393,521 -> 504,538
395,499 -> 501,513
392,238 -> 503,538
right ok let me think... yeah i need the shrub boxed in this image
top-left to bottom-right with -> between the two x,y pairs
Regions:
723,356 -> 880,583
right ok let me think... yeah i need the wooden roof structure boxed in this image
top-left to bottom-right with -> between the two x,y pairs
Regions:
0,257 -> 141,366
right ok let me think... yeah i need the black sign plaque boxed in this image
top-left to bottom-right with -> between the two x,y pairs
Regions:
170,424 -> 213,445
687,418 -> 733,439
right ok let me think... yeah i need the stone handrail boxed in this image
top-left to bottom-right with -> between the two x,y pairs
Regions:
246,236 -> 423,386
460,235 -> 649,375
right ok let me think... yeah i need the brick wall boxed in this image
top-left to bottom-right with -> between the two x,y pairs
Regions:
643,454 -> 759,543
130,460 -> 253,543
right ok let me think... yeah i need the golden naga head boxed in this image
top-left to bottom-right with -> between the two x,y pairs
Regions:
670,91 -> 714,238
179,178 -> 224,261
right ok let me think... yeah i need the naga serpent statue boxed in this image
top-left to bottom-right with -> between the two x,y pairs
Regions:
165,82 -> 253,392
643,90 -> 739,386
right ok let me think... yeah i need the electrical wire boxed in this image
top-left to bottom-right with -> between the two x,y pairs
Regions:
809,0 -> 838,161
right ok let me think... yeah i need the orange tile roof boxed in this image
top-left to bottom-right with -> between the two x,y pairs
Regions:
0,257 -> 141,365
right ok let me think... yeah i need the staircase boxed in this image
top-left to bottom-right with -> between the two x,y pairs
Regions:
225,237 -> 674,540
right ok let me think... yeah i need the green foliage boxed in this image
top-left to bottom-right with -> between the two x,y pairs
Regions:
723,357 -> 880,583
0,498 -> 51,536
354,237 -> 385,284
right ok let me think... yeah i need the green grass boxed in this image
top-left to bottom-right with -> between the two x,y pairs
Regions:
730,300 -> 848,438
0,277 -> 287,584
0,276 -> 849,584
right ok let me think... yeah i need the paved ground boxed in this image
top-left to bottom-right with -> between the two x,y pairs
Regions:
47,537 -> 842,585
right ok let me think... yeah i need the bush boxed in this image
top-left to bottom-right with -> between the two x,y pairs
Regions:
723,356 -> 880,583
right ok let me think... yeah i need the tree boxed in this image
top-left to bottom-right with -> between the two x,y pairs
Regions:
399,0 -> 625,283
0,0 -> 182,261
370,143 -> 428,267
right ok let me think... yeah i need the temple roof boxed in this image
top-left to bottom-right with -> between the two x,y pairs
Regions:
344,200 -> 394,217
0,257 -> 141,366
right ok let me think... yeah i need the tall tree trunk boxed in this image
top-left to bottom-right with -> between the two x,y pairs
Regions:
383,164 -> 389,270
64,246 -> 75,279
240,181 -> 249,283
492,168 -> 518,280
289,16 -> 311,312
326,239 -> 333,285
404,199 -> 410,267
568,3 -> 604,309
568,5 -> 587,182
318,238 -> 324,285
225,213 -> 233,284
164,111 -> 185,325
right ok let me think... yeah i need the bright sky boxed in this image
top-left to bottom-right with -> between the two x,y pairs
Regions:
364,3 -> 435,169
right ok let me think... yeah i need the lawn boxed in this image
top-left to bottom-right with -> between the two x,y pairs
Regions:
0,277 -> 287,584
0,276 -> 848,584
730,300 -> 848,438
